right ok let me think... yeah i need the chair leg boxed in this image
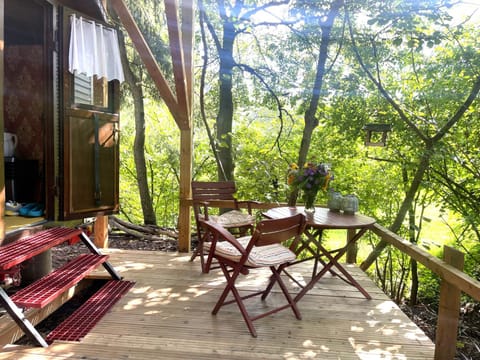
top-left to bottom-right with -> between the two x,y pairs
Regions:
189,229 -> 204,262
212,263 -> 240,315
261,262 -> 289,300
212,263 -> 301,337
212,263 -> 258,337
270,267 -> 302,320
197,241 -> 208,273
189,247 -> 199,262
190,231 -> 212,273
261,274 -> 275,301
229,281 -> 258,337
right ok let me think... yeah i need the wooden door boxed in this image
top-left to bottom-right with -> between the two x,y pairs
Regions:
59,8 -> 120,220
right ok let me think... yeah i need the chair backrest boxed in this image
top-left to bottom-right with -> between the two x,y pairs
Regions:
191,181 -> 237,202
191,181 -> 239,248
201,213 -> 306,271
252,213 -> 306,248
191,181 -> 239,223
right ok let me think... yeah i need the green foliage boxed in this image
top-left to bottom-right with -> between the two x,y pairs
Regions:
118,0 -> 480,307
119,102 -> 180,227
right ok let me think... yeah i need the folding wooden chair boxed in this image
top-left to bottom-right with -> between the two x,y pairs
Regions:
190,181 -> 257,273
201,213 -> 306,337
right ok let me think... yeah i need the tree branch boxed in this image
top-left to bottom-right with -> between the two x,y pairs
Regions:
240,0 -> 289,21
235,62 -> 287,150
432,74 -> 480,142
199,0 -> 226,179
203,1 -> 222,52
346,7 -> 430,143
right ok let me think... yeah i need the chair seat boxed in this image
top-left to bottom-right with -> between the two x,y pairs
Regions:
199,210 -> 255,228
204,236 -> 296,268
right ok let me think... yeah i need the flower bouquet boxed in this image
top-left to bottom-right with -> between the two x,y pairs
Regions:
287,161 -> 333,213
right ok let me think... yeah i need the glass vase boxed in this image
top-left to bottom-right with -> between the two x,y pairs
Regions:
342,194 -> 359,215
327,190 -> 343,212
303,191 -> 317,214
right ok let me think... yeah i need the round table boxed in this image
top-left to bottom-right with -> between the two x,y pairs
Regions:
263,206 -> 376,301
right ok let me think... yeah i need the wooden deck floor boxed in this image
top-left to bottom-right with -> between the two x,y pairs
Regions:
0,250 -> 434,359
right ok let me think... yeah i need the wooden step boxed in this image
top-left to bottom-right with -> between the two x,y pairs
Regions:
0,227 -> 82,270
11,254 -> 109,308
46,280 -> 135,343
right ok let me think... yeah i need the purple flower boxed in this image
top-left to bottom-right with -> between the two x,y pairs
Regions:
288,161 -> 333,194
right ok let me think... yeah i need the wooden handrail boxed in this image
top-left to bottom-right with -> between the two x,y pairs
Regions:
369,222 -> 480,360
370,222 -> 480,301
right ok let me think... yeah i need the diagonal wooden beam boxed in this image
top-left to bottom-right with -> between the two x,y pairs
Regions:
109,0 -> 194,252
109,0 -> 181,124
181,0 -> 194,117
164,0 -> 190,129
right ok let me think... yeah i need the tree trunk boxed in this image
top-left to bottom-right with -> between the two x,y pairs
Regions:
288,0 -> 343,206
216,20 -> 236,182
133,91 -> 157,225
117,29 -> 157,225
407,187 -> 418,305
410,259 -> 419,305
361,146 -> 432,270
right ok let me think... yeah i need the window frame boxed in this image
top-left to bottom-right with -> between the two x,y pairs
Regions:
71,71 -> 116,112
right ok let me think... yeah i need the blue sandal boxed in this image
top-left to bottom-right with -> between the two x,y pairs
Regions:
19,203 -> 44,217
27,203 -> 44,217
19,203 -> 37,216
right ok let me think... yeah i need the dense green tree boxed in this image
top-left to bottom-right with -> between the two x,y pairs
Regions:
198,0 -> 293,182
114,1 -> 480,313
111,0 -> 172,225
343,0 -> 480,270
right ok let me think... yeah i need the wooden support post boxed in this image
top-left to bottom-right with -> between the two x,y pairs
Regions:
346,229 -> 358,264
110,0 -> 195,253
94,215 -> 109,249
177,128 -> 192,252
434,246 -> 464,360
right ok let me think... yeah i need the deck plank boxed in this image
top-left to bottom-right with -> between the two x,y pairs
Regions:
0,250 -> 434,359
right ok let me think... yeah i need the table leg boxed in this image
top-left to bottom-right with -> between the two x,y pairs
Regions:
304,228 -> 338,278
316,241 -> 372,300
312,230 -> 321,278
294,227 -> 372,302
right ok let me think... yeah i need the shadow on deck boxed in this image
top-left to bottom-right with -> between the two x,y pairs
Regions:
0,250 -> 434,359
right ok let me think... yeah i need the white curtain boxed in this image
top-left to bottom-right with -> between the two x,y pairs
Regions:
69,15 -> 124,83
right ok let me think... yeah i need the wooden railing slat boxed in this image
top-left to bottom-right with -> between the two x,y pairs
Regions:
370,222 -> 480,301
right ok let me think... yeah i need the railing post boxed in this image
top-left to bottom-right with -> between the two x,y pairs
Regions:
434,246 -> 464,360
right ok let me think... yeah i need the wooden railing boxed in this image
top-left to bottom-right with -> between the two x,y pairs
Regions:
368,223 -> 480,300
186,199 -> 480,359
359,222 -> 480,360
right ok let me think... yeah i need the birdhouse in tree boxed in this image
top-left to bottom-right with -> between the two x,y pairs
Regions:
363,123 -> 392,147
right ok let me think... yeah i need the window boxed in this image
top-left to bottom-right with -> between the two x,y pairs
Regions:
73,72 -> 92,104
69,14 -> 123,110
73,72 -> 109,108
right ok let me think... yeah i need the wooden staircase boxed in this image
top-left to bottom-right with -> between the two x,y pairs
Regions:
0,227 -> 134,347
